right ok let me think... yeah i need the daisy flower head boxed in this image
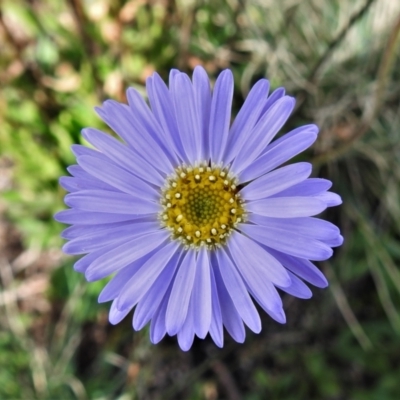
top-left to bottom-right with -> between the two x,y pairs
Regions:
56,67 -> 343,351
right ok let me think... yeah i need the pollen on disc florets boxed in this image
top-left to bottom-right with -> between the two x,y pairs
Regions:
160,162 -> 245,249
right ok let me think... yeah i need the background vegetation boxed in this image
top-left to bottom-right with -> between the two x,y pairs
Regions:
1,0 -> 400,398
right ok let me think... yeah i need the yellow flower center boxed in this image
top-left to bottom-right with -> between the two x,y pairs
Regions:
160,163 -> 245,248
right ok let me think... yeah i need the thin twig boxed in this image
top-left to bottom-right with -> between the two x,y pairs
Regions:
311,11 -> 400,167
211,359 -> 242,400
368,256 -> 400,335
177,1 -> 196,71
294,0 -> 376,113
67,0 -> 104,100
308,0 -> 376,85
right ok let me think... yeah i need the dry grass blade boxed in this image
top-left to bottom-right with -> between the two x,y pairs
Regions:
367,255 -> 400,335
323,261 -> 373,351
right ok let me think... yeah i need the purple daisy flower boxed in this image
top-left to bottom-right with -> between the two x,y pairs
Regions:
55,66 -> 342,351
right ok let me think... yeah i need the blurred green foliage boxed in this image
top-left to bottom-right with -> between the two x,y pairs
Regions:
1,0 -> 400,399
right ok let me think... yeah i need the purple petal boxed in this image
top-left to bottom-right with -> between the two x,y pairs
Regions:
55,209 -> 144,225
71,144 -> 104,159
169,69 -> 180,80
98,250 -> 156,302
247,197 -> 327,218
165,250 -> 197,335
73,242 -> 117,273
239,223 -> 333,261
232,96 -> 295,173
266,247 -> 328,288
61,218 -> 152,239
61,224 -> 90,239
147,73 -> 187,163
63,221 -> 160,255
177,299 -> 195,351
170,73 -> 202,161
82,128 -> 164,186
109,301 -> 131,325
96,101 -> 173,173
316,191 -> 342,206
224,79 -> 270,163
239,127 -> 318,182
248,215 -> 340,241
85,229 -> 169,281
213,259 -> 245,343
68,164 -> 113,186
208,70 -> 234,164
209,267 -> 224,348
126,87 -> 180,165
227,235 -> 287,323
191,248 -> 212,339
133,249 -> 182,330
265,124 -> 318,153
60,176 -> 116,193
116,241 -> 180,311
150,286 -> 171,344
65,190 -> 160,215
244,279 -> 286,324
277,271 -> 312,299
258,87 -> 286,119
323,234 -> 344,247
66,165 -> 89,178
228,231 -> 291,288
271,178 -> 332,198
241,162 -> 312,201
77,155 -> 158,200
193,66 -> 211,160
216,249 -> 261,333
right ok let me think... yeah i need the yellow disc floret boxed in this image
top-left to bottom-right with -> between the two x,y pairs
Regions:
160,163 -> 245,248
